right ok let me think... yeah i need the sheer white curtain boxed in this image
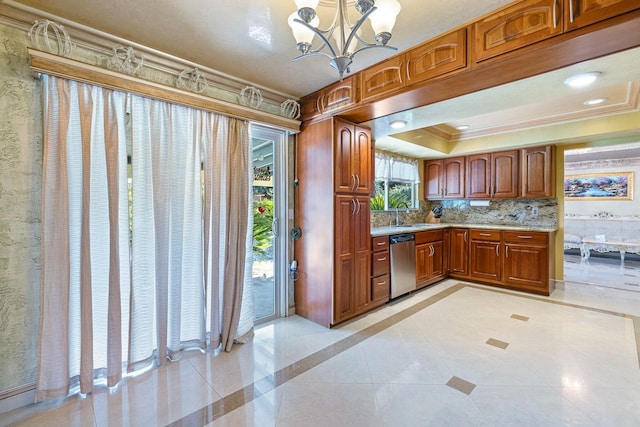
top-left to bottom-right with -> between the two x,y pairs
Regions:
36,75 -> 254,402
375,152 -> 421,182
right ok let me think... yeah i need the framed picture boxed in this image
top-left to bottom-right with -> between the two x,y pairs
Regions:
564,172 -> 633,200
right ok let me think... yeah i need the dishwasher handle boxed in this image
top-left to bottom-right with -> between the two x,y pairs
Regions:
390,233 -> 415,244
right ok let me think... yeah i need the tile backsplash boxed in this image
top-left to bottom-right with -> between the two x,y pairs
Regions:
371,199 -> 557,229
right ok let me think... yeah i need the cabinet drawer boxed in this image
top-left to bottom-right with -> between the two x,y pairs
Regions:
372,236 -> 390,252
372,274 -> 390,301
372,250 -> 390,277
469,229 -> 502,241
415,230 -> 443,244
504,231 -> 548,244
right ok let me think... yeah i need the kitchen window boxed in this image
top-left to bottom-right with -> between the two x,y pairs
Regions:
371,153 -> 420,211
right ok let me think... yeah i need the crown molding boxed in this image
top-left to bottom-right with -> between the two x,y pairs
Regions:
0,1 -> 300,110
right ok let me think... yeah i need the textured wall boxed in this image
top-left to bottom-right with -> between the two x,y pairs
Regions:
0,22 -> 42,392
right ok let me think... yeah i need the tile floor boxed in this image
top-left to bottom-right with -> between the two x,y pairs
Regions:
4,257 -> 640,426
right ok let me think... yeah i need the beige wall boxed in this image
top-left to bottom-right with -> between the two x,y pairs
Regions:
0,22 -> 42,392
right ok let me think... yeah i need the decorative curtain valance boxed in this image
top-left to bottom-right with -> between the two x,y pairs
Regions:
28,48 -> 300,133
375,152 -> 421,183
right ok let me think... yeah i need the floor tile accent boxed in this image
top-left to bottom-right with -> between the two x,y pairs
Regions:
511,314 -> 529,322
486,338 -> 509,350
446,376 -> 476,395
167,284 -> 466,426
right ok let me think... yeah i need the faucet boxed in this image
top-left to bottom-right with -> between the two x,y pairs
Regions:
395,202 -> 410,226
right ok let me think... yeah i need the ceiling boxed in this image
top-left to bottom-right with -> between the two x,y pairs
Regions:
4,0 -> 640,159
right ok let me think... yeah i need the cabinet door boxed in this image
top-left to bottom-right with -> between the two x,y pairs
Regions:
360,55 -> 404,102
492,150 -> 519,198
504,231 -> 550,293
424,159 -> 444,199
470,240 -> 502,282
416,244 -> 430,285
335,120 -> 355,193
430,241 -> 445,278
443,157 -> 465,198
504,243 -> 548,292
466,153 -> 491,198
449,228 -> 469,276
353,126 -> 373,195
521,145 -> 555,197
319,76 -> 358,114
406,28 -> 468,86
565,0 -> 640,31
474,0 -> 562,62
334,196 -> 355,322
353,196 -> 371,314
334,195 -> 371,321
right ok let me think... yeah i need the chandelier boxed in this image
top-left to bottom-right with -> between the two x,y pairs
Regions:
288,0 -> 401,80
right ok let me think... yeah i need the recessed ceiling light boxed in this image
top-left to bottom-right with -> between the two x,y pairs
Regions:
455,125 -> 471,131
584,97 -> 608,105
564,71 -> 602,88
390,120 -> 407,129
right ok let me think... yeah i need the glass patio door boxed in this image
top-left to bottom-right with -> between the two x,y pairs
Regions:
250,125 -> 287,323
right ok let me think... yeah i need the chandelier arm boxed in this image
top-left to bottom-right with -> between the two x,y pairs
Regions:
342,6 -> 377,56
348,44 -> 398,58
293,18 -> 338,59
292,50 -> 334,62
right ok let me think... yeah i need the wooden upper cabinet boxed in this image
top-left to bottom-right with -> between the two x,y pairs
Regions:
466,150 -> 518,198
406,28 -> 468,85
353,126 -> 373,195
360,55 -> 404,102
521,145 -> 555,198
565,0 -> 640,31
466,153 -> 492,198
474,0 -> 563,62
424,157 -> 465,200
492,150 -> 519,198
334,118 -> 372,195
300,76 -> 358,121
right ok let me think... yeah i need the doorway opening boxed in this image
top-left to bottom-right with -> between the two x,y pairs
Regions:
250,124 -> 289,323
563,143 -> 640,292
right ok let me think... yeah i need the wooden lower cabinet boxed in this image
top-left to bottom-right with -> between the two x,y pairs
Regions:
371,236 -> 390,306
504,231 -> 553,294
466,228 -> 554,295
469,229 -> 503,284
415,230 -> 445,287
449,228 -> 469,277
334,194 -> 371,324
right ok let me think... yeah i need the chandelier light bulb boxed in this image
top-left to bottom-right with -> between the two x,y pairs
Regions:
288,12 -> 319,47
369,0 -> 401,44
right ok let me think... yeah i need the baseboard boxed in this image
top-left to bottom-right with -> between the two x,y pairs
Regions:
0,383 -> 35,414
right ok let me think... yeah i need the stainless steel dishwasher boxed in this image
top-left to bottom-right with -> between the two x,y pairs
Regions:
389,233 -> 416,298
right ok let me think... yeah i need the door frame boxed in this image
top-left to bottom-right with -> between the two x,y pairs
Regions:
250,124 -> 289,323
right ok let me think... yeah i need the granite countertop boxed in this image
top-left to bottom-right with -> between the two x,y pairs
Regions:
371,223 -> 557,237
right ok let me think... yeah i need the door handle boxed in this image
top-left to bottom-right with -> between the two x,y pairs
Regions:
569,0 -> 575,23
271,217 -> 279,237
464,231 -> 467,242
351,174 -> 357,192
552,0 -> 558,28
506,246 -> 509,258
496,245 -> 499,256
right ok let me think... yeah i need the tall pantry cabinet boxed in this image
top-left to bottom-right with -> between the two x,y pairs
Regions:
294,117 -> 373,327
